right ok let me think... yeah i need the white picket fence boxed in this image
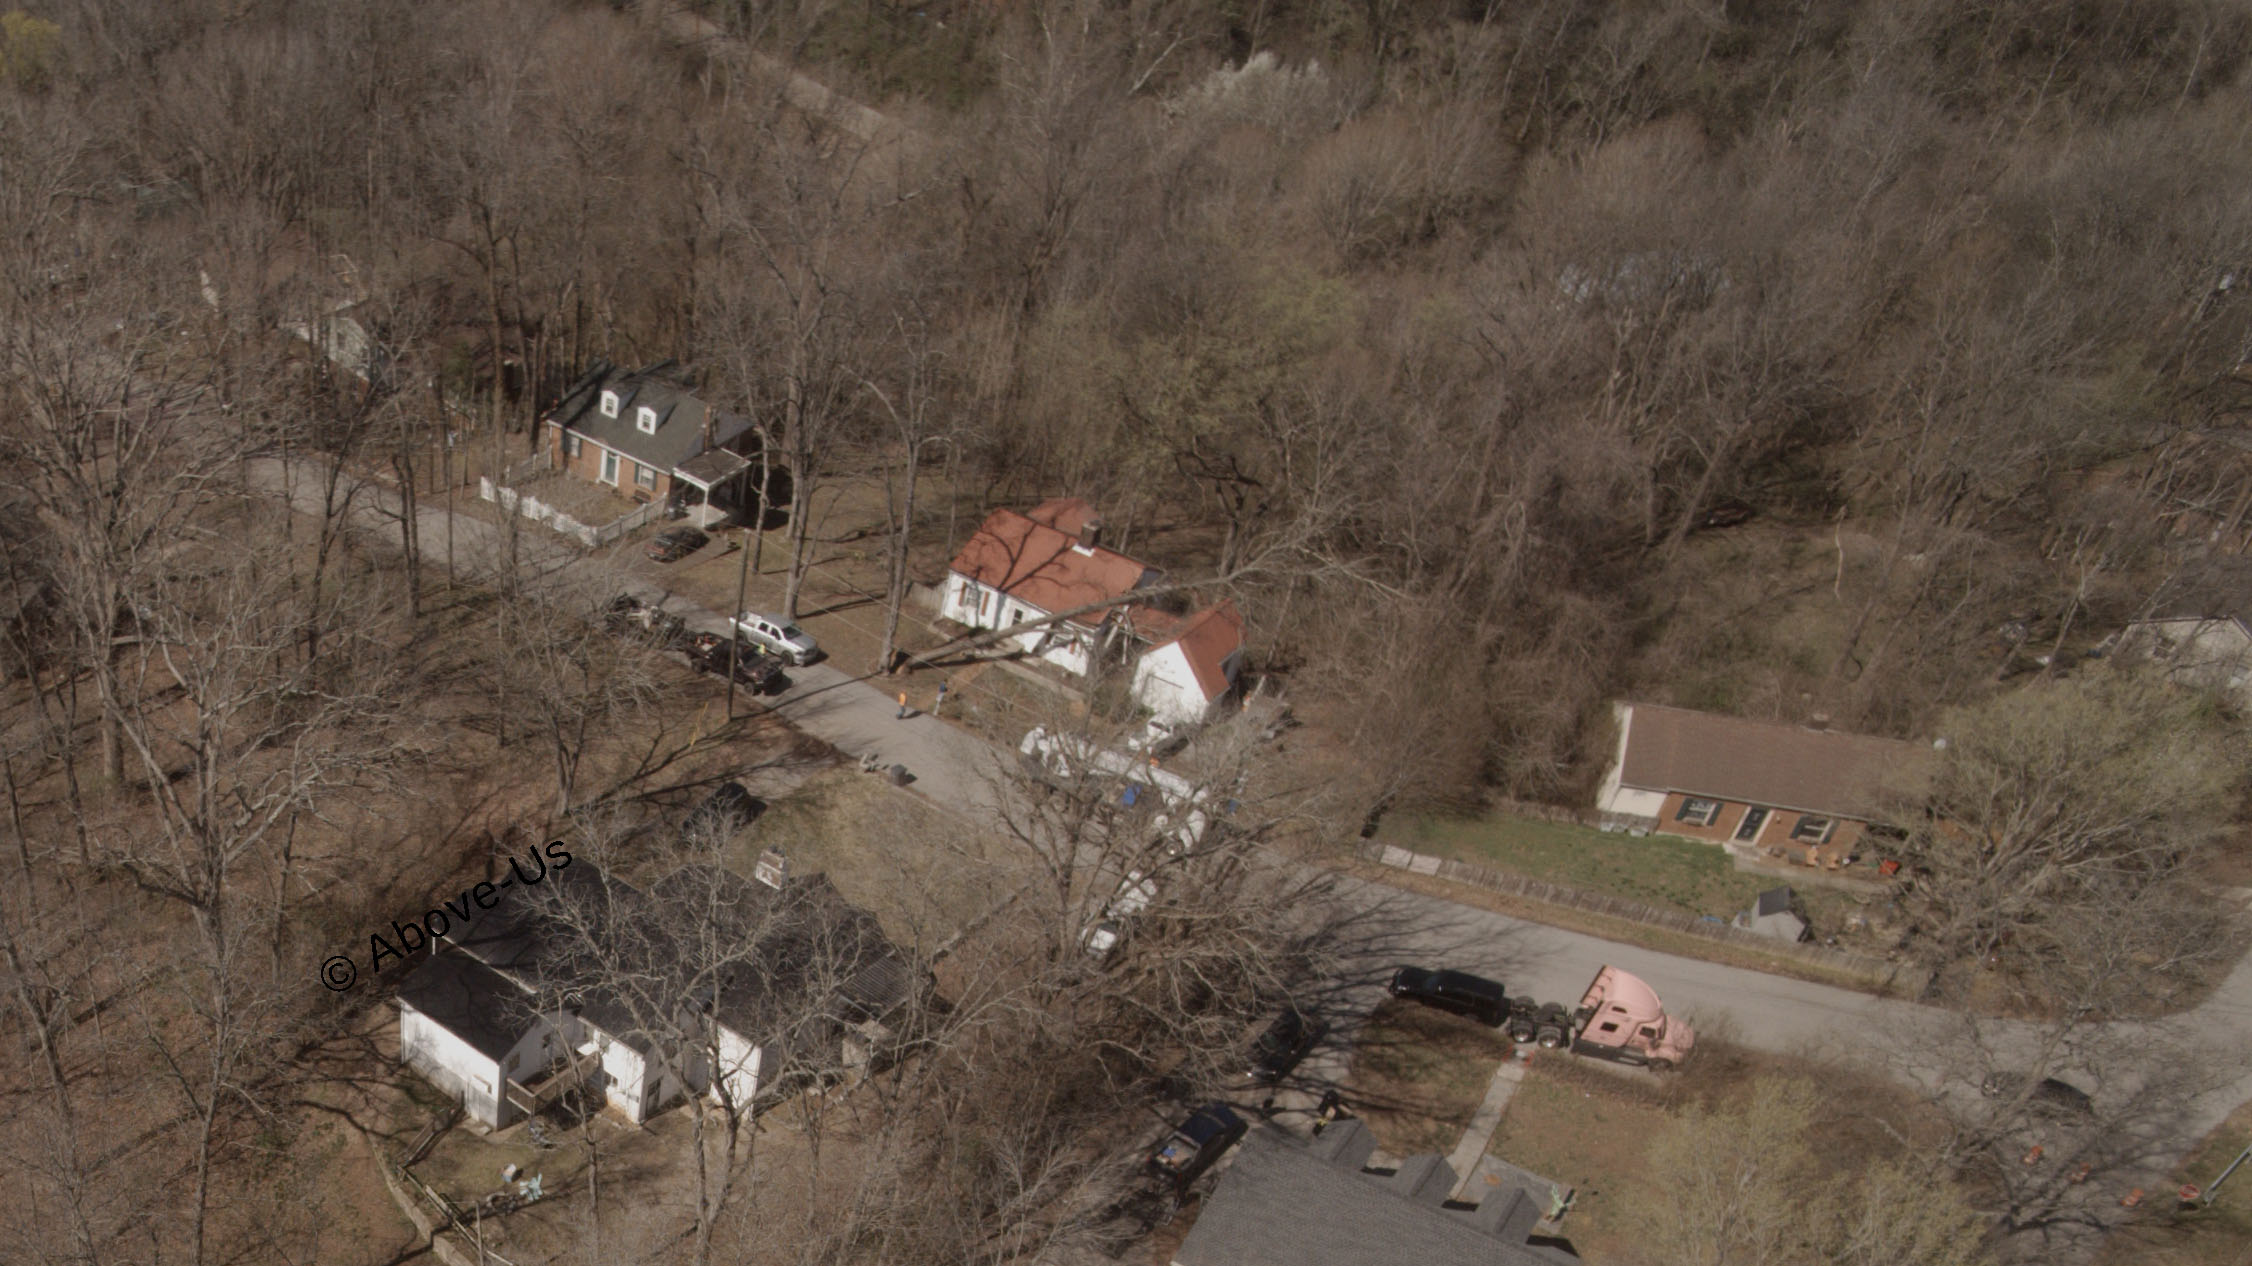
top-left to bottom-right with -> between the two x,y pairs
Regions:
480,477 -> 660,548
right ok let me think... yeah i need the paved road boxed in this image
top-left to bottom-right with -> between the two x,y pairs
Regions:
254,458 -> 2252,1251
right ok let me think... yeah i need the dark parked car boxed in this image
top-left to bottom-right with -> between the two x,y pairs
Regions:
603,595 -> 690,648
645,527 -> 709,563
1246,1006 -> 1326,1084
688,633 -> 786,692
1387,967 -> 1510,1027
682,781 -> 764,843
1981,1072 -> 2094,1116
1147,1103 -> 1247,1189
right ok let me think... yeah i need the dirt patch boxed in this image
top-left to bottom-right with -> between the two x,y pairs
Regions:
1342,999 -> 1515,1159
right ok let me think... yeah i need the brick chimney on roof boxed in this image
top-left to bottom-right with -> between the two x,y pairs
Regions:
1077,516 -> 1102,551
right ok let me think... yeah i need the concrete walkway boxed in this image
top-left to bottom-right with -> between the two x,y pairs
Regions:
1446,1057 -> 1526,1198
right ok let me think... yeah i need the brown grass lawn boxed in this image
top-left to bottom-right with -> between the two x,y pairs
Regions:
1487,1058 -> 1673,1265
2095,1098 -> 2252,1266
1343,999 -> 1517,1159
724,766 -> 1033,953
1485,1040 -> 1951,1266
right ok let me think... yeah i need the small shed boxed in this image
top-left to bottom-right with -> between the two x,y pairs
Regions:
1734,887 -> 1808,943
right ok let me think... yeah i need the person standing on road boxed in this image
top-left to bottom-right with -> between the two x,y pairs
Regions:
934,679 -> 949,715
897,691 -> 910,720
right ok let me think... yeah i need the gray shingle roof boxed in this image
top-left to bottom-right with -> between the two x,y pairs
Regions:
547,360 -> 754,475
421,857 -> 921,1065
646,864 -> 922,1039
1174,1122 -> 1574,1266
396,952 -> 547,1063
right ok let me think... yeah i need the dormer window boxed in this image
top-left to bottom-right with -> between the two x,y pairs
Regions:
600,389 -> 620,418
637,406 -> 658,435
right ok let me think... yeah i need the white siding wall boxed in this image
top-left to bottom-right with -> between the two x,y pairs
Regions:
712,1027 -> 764,1111
400,1002 -> 507,1127
1593,702 -> 1669,819
1035,626 -> 1093,676
943,575 -> 998,628
592,1029 -> 658,1123
1132,643 -> 1207,726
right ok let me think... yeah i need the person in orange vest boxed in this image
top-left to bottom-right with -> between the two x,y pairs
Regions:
896,691 -> 909,719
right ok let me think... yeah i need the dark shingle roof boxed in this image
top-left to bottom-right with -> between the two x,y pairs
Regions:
396,952 -> 547,1063
428,856 -> 919,1064
546,361 -> 754,475
1615,702 -> 1929,820
1174,1122 -> 1570,1266
1754,886 -> 1796,918
646,865 -> 921,1039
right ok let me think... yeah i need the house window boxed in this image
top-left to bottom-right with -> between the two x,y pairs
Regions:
600,451 -> 620,485
635,462 -> 657,491
637,406 -> 658,434
563,432 -> 582,458
600,390 -> 620,418
1790,815 -> 1836,844
1676,797 -> 1722,827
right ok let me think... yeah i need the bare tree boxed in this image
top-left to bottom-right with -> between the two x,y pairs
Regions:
1883,668 -> 2241,1009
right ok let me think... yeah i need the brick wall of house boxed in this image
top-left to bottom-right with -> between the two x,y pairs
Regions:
549,423 -> 671,503
1652,790 -> 1869,855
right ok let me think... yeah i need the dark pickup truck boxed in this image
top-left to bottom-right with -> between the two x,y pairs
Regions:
687,633 -> 786,693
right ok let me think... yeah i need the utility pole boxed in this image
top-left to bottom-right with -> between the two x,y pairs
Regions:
727,517 -> 752,721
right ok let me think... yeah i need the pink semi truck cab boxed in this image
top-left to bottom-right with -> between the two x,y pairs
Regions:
1570,966 -> 1695,1070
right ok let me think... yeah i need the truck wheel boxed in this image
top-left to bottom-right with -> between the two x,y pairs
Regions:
1536,1027 -> 1566,1049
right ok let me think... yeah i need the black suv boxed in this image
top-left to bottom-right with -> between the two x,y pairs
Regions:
1246,1006 -> 1326,1084
681,782 -> 764,843
1147,1103 -> 1247,1190
1387,967 -> 1510,1027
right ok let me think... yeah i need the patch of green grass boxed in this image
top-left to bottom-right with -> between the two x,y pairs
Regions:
1383,813 -> 1776,920
1344,1000 -> 1515,1159
2098,1100 -> 2252,1266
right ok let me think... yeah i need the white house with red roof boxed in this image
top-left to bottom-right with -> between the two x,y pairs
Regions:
942,498 -> 1161,676
1132,601 -> 1246,725
944,499 -> 1248,718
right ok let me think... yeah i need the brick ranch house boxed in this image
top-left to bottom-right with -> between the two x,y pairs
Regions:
1593,701 -> 1931,866
541,359 -> 764,526
943,498 -> 1247,720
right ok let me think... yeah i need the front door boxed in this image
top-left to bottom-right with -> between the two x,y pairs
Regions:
1735,806 -> 1770,842
600,451 -> 620,485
